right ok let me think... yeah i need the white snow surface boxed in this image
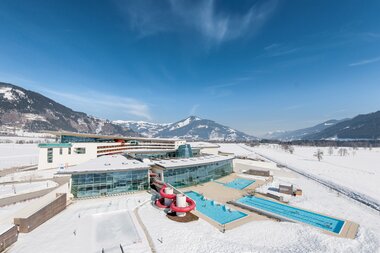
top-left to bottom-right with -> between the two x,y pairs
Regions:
139,183 -> 380,253
0,143 -> 38,170
0,180 -> 57,199
253,145 -> 380,204
0,87 -> 17,101
10,193 -> 151,253
2,143 -> 380,252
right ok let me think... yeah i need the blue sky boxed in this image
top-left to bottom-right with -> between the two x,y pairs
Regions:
0,0 -> 380,135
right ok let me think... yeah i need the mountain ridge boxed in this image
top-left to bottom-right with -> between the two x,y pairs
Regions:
0,82 -> 138,136
114,116 -> 257,141
261,119 -> 347,141
304,111 -> 380,140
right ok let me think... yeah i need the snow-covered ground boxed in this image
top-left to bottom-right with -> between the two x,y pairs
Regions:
2,142 -> 380,252
0,198 -> 42,224
252,145 -> 380,204
0,180 -> 57,199
138,178 -> 380,253
9,193 -> 151,253
217,143 -> 256,156
0,169 -> 57,183
0,143 -> 39,170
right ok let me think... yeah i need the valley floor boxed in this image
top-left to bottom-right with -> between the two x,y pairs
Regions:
1,143 -> 380,252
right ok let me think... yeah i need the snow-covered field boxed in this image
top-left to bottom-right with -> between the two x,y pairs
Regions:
252,145 -> 380,204
0,143 -> 39,170
218,143 -> 257,156
0,169 -> 57,183
0,180 -> 57,199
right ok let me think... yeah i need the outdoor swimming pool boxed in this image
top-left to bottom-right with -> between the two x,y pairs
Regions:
217,178 -> 255,190
185,191 -> 247,225
236,196 -> 345,234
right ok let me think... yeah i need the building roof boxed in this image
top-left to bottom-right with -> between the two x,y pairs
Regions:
57,155 -> 150,174
38,143 -> 72,148
188,142 -> 220,149
45,131 -> 182,142
153,154 -> 234,169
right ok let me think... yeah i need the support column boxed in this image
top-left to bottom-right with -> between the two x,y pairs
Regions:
176,194 -> 187,217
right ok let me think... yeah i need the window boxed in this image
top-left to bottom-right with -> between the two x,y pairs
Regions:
47,148 -> 53,163
68,147 -> 71,155
70,170 -> 149,198
74,147 -> 86,154
59,148 -> 63,155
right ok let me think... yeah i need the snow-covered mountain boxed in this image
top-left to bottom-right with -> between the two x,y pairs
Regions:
114,116 -> 256,141
261,119 -> 347,141
112,120 -> 169,137
0,82 -> 138,136
304,111 -> 380,140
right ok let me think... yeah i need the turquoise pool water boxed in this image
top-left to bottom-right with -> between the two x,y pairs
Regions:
217,178 -> 255,190
237,196 -> 345,234
185,191 -> 247,225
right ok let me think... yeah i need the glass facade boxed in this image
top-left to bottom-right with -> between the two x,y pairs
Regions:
133,151 -> 176,160
71,169 -> 149,198
163,159 -> 233,188
61,135 -> 114,143
175,144 -> 193,158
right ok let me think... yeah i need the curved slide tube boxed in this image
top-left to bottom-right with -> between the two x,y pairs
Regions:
155,184 -> 196,214
159,184 -> 176,199
170,197 -> 196,213
155,197 -> 169,209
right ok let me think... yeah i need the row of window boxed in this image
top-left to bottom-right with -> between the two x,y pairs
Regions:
96,143 -> 175,149
71,170 -> 149,198
163,160 -> 233,188
46,147 -> 86,163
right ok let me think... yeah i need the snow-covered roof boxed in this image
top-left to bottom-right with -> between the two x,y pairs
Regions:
0,223 -> 15,234
57,155 -> 150,174
154,154 -> 234,169
188,142 -> 220,149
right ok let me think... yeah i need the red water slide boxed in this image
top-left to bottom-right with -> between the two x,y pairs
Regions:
170,197 -> 196,213
155,184 -> 196,213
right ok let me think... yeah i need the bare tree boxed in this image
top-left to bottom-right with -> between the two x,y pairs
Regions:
328,147 -> 334,156
338,148 -> 348,156
281,144 -> 294,154
314,149 -> 323,161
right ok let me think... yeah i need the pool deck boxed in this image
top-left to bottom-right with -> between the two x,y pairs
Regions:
232,193 -> 359,239
181,173 -> 271,231
180,173 -> 359,238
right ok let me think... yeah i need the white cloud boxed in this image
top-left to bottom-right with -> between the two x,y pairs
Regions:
170,0 -> 278,44
349,56 -> 380,67
42,89 -> 152,120
189,104 -> 200,115
116,0 -> 278,45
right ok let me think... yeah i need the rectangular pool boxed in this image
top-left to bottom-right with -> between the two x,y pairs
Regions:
236,196 -> 345,234
217,178 -> 255,190
185,191 -> 247,225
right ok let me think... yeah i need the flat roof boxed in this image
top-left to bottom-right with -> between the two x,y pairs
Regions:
188,142 -> 220,149
57,155 -> 150,174
38,143 -> 73,148
154,154 -> 234,169
45,131 -> 183,142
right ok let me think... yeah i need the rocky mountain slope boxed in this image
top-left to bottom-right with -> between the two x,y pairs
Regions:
0,82 -> 137,136
303,111 -> 380,140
